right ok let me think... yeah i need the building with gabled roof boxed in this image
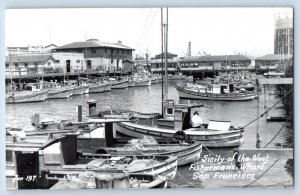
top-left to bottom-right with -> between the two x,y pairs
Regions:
53,39 -> 134,72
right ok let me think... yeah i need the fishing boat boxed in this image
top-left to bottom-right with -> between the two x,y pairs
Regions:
43,81 -> 73,99
5,90 -> 48,103
102,136 -> 202,166
111,99 -> 244,148
175,83 -> 257,101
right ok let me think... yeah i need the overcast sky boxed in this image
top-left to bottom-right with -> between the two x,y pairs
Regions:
5,7 -> 293,57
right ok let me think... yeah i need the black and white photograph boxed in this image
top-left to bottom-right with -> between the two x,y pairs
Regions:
5,7 -> 294,189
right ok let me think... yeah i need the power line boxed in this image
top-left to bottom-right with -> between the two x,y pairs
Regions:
135,9 -> 153,51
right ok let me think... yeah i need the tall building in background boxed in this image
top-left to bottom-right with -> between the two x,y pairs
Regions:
274,13 -> 293,55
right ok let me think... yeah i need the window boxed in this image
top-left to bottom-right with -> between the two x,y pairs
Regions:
14,63 -> 19,68
47,61 -> 51,66
166,108 -> 173,115
111,49 -> 113,54
24,63 -> 28,67
76,60 -> 80,63
127,50 -> 130,54
5,63 -> 9,68
91,48 -> 96,53
117,49 -> 119,54
105,48 -> 107,53
122,50 -> 124,54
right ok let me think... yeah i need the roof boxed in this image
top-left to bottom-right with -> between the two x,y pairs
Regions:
155,52 -> 178,59
45,44 -> 58,48
54,39 -> 134,51
5,54 -> 56,64
179,55 -> 251,62
255,54 -> 293,61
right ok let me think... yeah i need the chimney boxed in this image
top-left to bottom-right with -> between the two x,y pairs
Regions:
117,40 -> 122,45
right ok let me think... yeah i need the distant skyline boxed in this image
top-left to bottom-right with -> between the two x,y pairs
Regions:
5,7 -> 293,57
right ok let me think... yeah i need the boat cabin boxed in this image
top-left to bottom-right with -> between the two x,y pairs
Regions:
209,84 -> 234,94
157,100 -> 204,130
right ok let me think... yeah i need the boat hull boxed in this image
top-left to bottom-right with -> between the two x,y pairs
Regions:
176,86 -> 256,101
151,78 -> 159,84
5,91 -> 48,103
111,81 -> 128,89
48,88 -> 72,99
135,79 -> 151,87
127,81 -> 136,87
72,86 -> 89,95
115,122 -> 244,148
89,84 -> 111,93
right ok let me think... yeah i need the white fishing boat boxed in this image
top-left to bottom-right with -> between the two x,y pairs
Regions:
43,82 -> 72,99
176,83 -> 257,101
6,83 -> 48,103
5,90 -> 48,103
113,100 -> 244,148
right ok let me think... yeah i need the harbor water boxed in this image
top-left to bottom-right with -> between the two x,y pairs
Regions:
6,80 -> 293,188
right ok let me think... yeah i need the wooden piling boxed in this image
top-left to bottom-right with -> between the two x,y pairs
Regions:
77,105 -> 82,122
87,99 -> 97,117
95,173 -> 130,189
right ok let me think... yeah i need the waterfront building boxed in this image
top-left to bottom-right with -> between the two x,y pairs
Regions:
52,52 -> 85,73
178,55 -> 252,71
6,44 -> 57,56
5,54 -> 57,77
150,52 -> 179,73
255,54 -> 293,70
53,39 -> 134,72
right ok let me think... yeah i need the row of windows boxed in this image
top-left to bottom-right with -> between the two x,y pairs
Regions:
91,48 -> 131,55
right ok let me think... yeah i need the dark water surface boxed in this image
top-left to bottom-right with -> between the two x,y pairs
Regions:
6,81 -> 293,188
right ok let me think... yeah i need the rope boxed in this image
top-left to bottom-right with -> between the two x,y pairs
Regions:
243,158 -> 280,188
264,113 -> 293,148
241,87 -> 293,129
202,144 -> 216,156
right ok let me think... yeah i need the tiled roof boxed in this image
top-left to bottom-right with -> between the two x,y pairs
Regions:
5,54 -> 55,63
255,54 -> 293,61
54,39 -> 134,50
179,55 -> 251,62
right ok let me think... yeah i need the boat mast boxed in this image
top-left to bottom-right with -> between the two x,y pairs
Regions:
164,7 -> 169,100
161,8 -> 164,116
9,51 -> 13,93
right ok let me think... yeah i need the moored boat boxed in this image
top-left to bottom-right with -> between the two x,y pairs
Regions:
112,100 -> 245,148
175,83 -> 257,101
5,90 -> 48,103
